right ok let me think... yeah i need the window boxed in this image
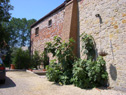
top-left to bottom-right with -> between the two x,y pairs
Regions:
48,19 -> 52,27
35,27 -> 39,36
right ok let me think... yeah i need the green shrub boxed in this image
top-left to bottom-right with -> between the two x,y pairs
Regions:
41,49 -> 49,69
72,33 -> 108,88
46,59 -> 63,82
11,48 -> 31,69
72,57 -> 108,88
45,36 -> 75,85
45,34 -> 108,88
32,50 -> 42,69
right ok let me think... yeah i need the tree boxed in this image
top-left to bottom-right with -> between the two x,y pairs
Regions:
0,0 -> 13,49
8,17 -> 36,47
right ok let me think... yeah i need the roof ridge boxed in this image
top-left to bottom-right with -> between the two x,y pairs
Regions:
31,1 -> 66,28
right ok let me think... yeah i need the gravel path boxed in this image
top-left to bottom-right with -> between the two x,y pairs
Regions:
0,71 -> 126,95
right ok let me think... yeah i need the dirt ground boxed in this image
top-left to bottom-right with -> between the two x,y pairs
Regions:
0,71 -> 126,95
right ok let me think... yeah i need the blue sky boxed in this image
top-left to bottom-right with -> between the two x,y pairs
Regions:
10,0 -> 65,20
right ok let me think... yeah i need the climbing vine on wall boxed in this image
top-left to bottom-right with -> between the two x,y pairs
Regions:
80,33 -> 96,60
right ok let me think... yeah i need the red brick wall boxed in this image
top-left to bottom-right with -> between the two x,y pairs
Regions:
31,8 -> 65,55
62,0 -> 78,56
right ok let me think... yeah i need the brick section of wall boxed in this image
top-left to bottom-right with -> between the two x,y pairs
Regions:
78,0 -> 126,91
62,0 -> 78,56
31,8 -> 65,54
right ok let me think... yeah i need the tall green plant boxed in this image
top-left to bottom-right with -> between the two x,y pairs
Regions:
80,33 -> 96,60
45,36 -> 75,84
45,36 -> 75,71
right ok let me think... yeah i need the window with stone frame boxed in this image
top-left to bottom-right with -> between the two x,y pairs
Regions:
35,27 -> 39,36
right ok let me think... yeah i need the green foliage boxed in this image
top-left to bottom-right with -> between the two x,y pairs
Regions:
3,48 -> 11,67
46,59 -> 63,82
0,0 -> 13,22
11,48 -> 31,69
45,36 -> 75,70
72,56 -> 108,88
80,33 -> 96,60
32,50 -> 42,69
41,49 -> 49,69
8,17 -> 36,47
46,36 -> 75,85
45,34 -> 108,88
0,0 -> 13,49
11,48 -> 42,69
72,33 -> 108,88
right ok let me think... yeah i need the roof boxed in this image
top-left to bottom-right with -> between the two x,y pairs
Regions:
31,1 -> 66,28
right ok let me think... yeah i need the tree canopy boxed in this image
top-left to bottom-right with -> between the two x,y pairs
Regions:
0,0 -> 13,49
0,0 -> 36,48
8,17 -> 36,47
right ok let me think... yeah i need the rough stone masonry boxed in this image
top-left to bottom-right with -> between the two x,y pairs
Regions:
31,0 -> 126,91
78,0 -> 126,91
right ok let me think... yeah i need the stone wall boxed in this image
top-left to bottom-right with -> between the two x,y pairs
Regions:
31,8 -> 65,54
78,0 -> 126,91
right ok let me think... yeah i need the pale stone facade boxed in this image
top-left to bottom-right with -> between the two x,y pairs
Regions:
78,0 -> 126,91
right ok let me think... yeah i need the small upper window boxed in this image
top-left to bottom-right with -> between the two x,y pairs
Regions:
35,27 -> 39,36
48,19 -> 52,27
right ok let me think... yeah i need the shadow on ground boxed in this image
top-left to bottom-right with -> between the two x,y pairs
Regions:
0,77 -> 16,88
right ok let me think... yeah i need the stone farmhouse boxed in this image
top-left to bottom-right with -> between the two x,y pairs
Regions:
30,0 -> 126,91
